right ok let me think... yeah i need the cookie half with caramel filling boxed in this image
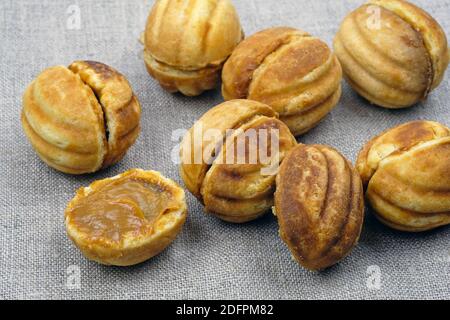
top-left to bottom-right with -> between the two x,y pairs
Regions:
65,169 -> 187,266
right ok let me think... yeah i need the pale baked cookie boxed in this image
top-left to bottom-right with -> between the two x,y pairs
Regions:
357,121 -> 450,231
222,27 -> 342,136
275,144 -> 364,270
334,0 -> 449,108
144,0 -> 243,96
21,61 -> 141,174
180,99 -> 297,223
65,169 -> 187,266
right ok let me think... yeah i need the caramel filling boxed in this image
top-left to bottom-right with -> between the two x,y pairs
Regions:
67,175 -> 178,243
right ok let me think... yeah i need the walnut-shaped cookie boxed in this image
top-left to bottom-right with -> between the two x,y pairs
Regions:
144,0 -> 243,96
21,61 -> 141,174
357,121 -> 450,232
222,27 -> 343,136
275,144 -> 364,271
334,0 -> 449,108
180,100 -> 297,223
65,169 -> 187,266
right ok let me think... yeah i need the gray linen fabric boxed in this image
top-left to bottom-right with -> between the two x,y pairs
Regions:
1,0 -> 449,300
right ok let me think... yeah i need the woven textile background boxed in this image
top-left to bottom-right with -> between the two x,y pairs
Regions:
1,0 -> 449,300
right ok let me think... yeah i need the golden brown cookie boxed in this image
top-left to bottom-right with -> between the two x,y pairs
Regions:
22,61 -> 141,174
222,27 -> 342,136
275,144 -> 364,271
356,121 -> 450,231
65,169 -> 187,266
180,99 -> 297,223
144,0 -> 243,96
334,0 -> 449,108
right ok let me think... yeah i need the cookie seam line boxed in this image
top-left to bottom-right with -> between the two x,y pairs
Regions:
198,113 -> 278,203
66,65 -> 110,167
316,148 -> 354,260
145,50 -> 224,74
68,64 -> 138,166
367,2 -> 434,99
244,33 -> 312,97
371,136 -> 450,193
360,122 -> 430,179
338,19 -> 425,95
367,133 -> 450,182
